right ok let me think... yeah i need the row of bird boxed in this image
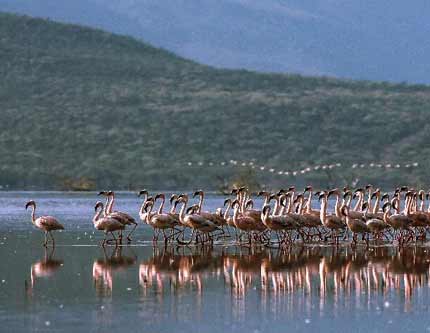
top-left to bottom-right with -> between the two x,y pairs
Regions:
25,185 -> 430,247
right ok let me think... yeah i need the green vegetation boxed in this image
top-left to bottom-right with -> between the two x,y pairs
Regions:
1,12 -> 430,190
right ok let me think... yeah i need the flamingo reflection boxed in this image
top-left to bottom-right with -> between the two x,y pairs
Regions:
93,247 -> 137,297
26,247 -> 63,296
137,246 -> 430,314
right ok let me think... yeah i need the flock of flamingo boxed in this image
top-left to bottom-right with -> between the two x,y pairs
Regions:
25,185 -> 430,248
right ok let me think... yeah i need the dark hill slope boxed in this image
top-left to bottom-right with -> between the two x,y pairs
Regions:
1,13 -> 430,189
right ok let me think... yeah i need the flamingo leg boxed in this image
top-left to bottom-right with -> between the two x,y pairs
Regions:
176,228 -> 195,245
49,231 -> 55,247
105,231 -> 118,245
118,230 -> 123,244
126,223 -> 137,243
43,232 -> 48,247
101,232 -> 107,247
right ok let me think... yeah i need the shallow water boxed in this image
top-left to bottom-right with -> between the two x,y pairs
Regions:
1,192 -> 430,332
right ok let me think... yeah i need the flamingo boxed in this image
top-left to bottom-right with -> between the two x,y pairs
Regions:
98,191 -> 137,243
261,204 -> 298,246
193,190 -> 226,227
341,205 -> 369,246
318,193 -> 345,244
142,198 -> 181,244
177,196 -> 221,244
382,202 -> 413,245
93,201 -> 125,246
362,202 -> 389,241
25,200 -> 64,247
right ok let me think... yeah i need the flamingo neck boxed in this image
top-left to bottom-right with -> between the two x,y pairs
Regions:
372,193 -> 381,214
232,205 -> 240,223
297,197 -> 304,214
93,206 -> 103,225
30,205 -> 36,224
427,194 -> 430,213
145,203 -> 154,223
262,194 -> 270,207
138,196 -> 148,220
223,201 -> 231,220
197,193 -> 204,214
261,207 -> 270,224
353,192 -> 363,211
279,193 -> 291,215
419,192 -> 425,211
320,198 -> 327,224
403,196 -> 410,215
346,194 -> 353,208
107,193 -> 115,214
169,199 -> 177,214
383,209 -> 391,223
240,192 -> 247,213
334,194 -> 341,217
273,196 -> 281,215
178,201 -> 187,224
366,190 -> 373,211
156,196 -> 165,214
305,190 -> 313,213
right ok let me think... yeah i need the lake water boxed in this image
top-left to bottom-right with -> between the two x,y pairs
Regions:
1,191 -> 430,332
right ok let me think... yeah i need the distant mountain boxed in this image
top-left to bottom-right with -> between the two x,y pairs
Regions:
1,0 -> 429,83
1,13 -> 430,190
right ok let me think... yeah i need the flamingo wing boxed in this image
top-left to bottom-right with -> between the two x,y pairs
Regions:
37,216 -> 64,230
97,217 -> 124,232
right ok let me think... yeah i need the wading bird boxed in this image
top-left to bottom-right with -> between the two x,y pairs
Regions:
98,191 -> 137,243
25,200 -> 64,247
93,201 -> 125,246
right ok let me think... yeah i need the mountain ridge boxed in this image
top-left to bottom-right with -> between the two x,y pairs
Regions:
1,0 -> 429,83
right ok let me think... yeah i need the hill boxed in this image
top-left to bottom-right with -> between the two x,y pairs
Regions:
1,12 -> 430,190
1,1 -> 430,83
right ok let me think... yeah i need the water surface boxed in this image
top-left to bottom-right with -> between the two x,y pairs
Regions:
1,192 -> 430,332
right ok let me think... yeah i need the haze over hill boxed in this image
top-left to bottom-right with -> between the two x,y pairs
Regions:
1,13 -> 430,190
1,0 -> 429,83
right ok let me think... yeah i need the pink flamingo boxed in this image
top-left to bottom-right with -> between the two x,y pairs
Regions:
25,200 -> 64,247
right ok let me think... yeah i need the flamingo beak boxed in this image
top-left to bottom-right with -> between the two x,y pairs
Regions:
138,190 -> 148,197
170,195 -> 177,204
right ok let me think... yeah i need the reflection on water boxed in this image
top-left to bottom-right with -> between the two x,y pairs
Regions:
4,192 -> 430,332
26,247 -> 64,297
3,235 -> 430,331
93,247 -> 137,297
137,246 -> 430,315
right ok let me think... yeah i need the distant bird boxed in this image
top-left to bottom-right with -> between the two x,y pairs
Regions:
25,200 -> 64,247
